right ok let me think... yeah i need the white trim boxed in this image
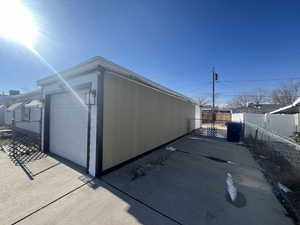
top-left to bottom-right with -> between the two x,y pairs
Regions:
7,102 -> 23,111
24,99 -> 42,108
37,56 -> 198,105
270,97 -> 300,114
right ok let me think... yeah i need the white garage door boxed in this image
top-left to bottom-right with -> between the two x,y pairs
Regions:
50,89 -> 88,167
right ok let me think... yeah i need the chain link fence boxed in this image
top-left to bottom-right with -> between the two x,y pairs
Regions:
244,121 -> 300,169
243,121 -> 300,223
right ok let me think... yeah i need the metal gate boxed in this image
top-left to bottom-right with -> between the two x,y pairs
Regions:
191,118 -> 229,138
0,120 -> 42,159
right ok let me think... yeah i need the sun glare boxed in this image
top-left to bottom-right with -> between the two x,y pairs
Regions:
0,0 -> 38,48
0,0 -> 86,109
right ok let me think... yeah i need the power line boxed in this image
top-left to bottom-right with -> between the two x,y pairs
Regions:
174,77 -> 300,95
194,92 -> 299,97
219,77 -> 300,83
171,76 -> 300,92
192,76 -> 300,84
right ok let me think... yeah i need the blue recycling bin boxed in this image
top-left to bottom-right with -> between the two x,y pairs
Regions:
227,122 -> 243,142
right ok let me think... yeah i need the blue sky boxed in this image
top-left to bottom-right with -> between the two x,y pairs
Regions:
1,0 -> 300,104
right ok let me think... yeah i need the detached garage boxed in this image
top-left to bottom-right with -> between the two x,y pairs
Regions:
38,56 -> 201,176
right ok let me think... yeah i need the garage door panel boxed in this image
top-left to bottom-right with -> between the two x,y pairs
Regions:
49,90 -> 88,168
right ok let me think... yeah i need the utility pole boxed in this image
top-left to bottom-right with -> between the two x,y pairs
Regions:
212,67 -> 215,111
212,67 -> 218,128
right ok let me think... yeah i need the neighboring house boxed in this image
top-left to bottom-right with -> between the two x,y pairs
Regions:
37,56 -> 201,176
0,90 -> 21,105
4,90 -> 42,134
232,100 -> 300,137
231,103 -> 283,114
201,107 -> 231,114
5,102 -> 22,126
0,95 -> 11,105
270,98 -> 300,115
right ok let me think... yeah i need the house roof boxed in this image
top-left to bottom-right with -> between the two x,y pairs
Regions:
201,108 -> 231,113
0,95 -> 11,105
270,97 -> 300,114
24,99 -> 42,108
9,90 -> 41,100
37,56 -> 197,105
231,104 -> 283,114
7,102 -> 23,111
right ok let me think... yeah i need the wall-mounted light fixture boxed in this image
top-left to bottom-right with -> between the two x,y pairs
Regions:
85,89 -> 96,105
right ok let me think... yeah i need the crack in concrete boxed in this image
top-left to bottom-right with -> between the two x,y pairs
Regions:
11,179 -> 94,225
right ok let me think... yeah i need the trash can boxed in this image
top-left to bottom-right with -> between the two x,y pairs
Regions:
227,122 -> 242,142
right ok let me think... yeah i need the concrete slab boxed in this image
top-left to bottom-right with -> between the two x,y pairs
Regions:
17,179 -> 177,225
0,135 -> 293,225
0,151 -> 177,225
175,136 -> 257,166
0,151 -> 92,225
103,136 -> 293,225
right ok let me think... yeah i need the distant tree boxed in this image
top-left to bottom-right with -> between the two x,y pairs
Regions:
197,97 -> 209,106
227,88 -> 270,108
227,95 -> 252,108
272,81 -> 300,105
251,88 -> 270,105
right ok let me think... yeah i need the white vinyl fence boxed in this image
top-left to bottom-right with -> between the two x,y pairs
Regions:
232,113 -> 300,169
231,113 -> 244,123
15,107 -> 41,134
232,113 -> 298,138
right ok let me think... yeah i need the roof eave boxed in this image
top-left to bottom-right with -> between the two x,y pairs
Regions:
36,56 -> 198,105
270,104 -> 298,114
270,97 -> 300,114
37,57 -> 101,87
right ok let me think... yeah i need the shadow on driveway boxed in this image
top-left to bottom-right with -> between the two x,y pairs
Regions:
0,135 -> 294,225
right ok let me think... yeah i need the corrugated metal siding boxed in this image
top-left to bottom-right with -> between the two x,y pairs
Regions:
102,73 -> 199,170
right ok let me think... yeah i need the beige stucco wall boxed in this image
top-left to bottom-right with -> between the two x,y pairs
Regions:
102,72 -> 199,170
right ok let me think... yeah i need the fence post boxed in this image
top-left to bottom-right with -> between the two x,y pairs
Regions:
39,107 -> 42,151
254,128 -> 258,146
12,119 -> 16,157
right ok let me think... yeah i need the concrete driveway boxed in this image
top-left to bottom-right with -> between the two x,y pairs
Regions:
0,135 -> 293,225
0,151 -> 173,225
102,136 -> 292,225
